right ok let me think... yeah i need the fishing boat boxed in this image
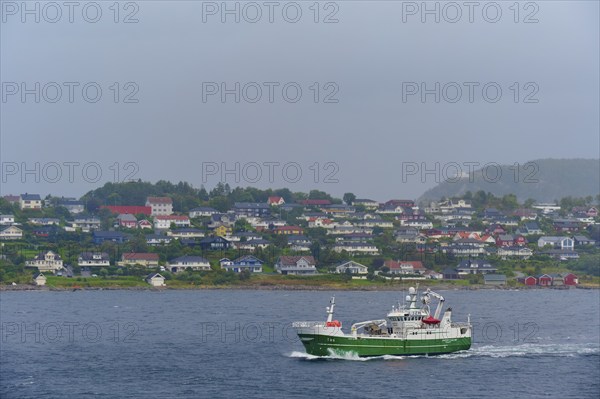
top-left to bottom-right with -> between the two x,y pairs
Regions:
292,286 -> 472,357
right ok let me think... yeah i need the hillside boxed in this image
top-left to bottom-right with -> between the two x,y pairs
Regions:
418,159 -> 600,203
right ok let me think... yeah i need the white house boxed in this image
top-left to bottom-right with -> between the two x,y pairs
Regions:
146,197 -> 173,216
275,256 -> 317,275
189,207 -> 219,218
332,243 -> 379,255
153,215 -> 190,229
538,236 -> 574,250
334,260 -> 369,274
77,252 -> 110,267
33,272 -> 47,286
533,203 -> 561,214
497,246 -> 534,259
352,199 -> 379,209
19,193 -> 42,210
0,226 -> 23,240
146,273 -> 166,287
168,256 -> 211,272
0,215 -> 15,225
25,251 -> 64,272
70,217 -> 101,232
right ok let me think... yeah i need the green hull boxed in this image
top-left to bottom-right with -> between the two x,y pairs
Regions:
298,334 -> 471,357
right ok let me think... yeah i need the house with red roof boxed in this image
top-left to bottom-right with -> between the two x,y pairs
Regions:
384,260 -> 426,275
519,276 -> 537,286
268,196 -> 285,206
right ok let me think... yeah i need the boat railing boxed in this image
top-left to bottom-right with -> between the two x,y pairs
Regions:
292,321 -> 325,328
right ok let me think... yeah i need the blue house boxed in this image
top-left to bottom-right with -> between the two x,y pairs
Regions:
220,255 -> 264,273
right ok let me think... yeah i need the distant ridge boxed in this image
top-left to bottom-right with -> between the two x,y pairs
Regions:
418,158 -> 600,203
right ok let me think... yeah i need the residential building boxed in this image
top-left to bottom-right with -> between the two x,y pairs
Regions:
275,256 -> 317,275
384,260 -> 426,275
233,202 -> 270,218
78,252 -> 110,267
189,207 -> 219,218
267,196 -> 285,206
0,226 -> 23,240
70,217 -> 101,232
57,199 -> 85,214
146,197 -> 173,216
352,199 -> 379,209
167,228 -> 205,239
484,274 -> 507,286
220,255 -> 264,273
28,218 -> 60,226
0,215 -> 15,225
235,239 -> 270,251
333,242 -> 379,255
199,236 -> 231,250
153,215 -> 190,229
573,235 -> 596,246
497,246 -> 533,259
455,259 -> 498,275
168,256 -> 211,272
146,234 -> 173,246
146,273 -> 166,287
119,253 -> 160,267
137,219 -> 153,229
533,203 -> 561,214
25,251 -> 63,272
334,260 -> 369,274
274,226 -> 304,235
33,272 -> 47,286
116,213 -> 137,228
92,231 -> 130,244
538,236 -> 574,250
287,235 -> 312,251
19,193 -> 42,210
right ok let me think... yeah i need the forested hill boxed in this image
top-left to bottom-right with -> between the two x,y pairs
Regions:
81,181 -> 341,212
418,159 -> 600,204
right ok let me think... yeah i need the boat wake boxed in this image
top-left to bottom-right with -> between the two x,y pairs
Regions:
286,351 -> 406,361
287,343 -> 599,361
439,343 -> 600,359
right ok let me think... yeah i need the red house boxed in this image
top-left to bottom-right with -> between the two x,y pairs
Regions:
513,235 -> 528,246
537,274 -> 552,286
520,276 -> 537,286
562,273 -> 578,286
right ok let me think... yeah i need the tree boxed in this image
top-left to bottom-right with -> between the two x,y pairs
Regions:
343,193 -> 356,205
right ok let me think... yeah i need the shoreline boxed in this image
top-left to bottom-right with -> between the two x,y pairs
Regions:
1,284 -> 597,292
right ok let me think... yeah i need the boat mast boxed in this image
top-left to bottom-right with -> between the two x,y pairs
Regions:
326,297 -> 335,322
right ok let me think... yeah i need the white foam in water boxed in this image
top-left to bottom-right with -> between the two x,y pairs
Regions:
287,343 -> 599,361
439,343 -> 600,359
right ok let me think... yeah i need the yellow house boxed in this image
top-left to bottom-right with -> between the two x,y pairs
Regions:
214,225 -> 232,237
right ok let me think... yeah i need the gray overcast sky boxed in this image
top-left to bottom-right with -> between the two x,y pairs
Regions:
1,1 -> 598,201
